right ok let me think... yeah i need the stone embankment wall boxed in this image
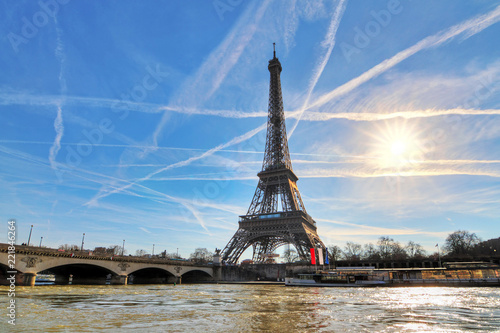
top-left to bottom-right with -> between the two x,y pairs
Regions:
219,264 -> 286,281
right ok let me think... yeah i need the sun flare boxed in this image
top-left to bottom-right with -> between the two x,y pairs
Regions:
367,120 -> 423,170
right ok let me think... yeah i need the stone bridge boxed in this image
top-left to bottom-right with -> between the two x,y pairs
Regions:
0,244 -> 215,286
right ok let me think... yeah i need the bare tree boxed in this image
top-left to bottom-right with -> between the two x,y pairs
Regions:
445,230 -> 480,256
363,243 -> 380,260
376,237 -> 407,260
327,245 -> 342,262
390,241 -> 408,260
58,244 -> 79,251
343,242 -> 362,261
107,245 -> 123,255
189,248 -> 213,264
135,249 -> 147,257
282,248 -> 299,263
165,252 -> 182,259
406,241 -> 426,259
377,237 -> 393,259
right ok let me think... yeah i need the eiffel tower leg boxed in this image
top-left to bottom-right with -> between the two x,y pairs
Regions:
222,229 -> 251,263
252,243 -> 261,262
253,241 -> 269,262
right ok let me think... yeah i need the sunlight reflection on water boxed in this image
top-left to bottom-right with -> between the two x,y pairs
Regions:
2,285 -> 500,332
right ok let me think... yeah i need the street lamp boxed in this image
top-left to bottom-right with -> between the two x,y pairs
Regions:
39,236 -> 43,247
81,233 -> 85,251
27,225 -> 33,246
122,239 -> 125,256
177,248 -> 179,258
152,244 -> 155,256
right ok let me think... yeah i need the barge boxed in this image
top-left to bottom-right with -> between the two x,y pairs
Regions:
285,262 -> 500,287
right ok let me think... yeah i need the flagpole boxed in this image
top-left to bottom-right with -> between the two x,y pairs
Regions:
322,248 -> 325,271
437,244 -> 441,267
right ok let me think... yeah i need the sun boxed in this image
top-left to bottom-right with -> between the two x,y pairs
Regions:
366,120 -> 423,170
390,140 -> 406,156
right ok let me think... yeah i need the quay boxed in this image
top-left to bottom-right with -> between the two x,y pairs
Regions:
2,243 -> 499,287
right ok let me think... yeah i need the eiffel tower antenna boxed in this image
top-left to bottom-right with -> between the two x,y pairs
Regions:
221,44 -> 325,264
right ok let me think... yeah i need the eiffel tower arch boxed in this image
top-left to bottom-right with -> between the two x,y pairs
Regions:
222,45 -> 325,264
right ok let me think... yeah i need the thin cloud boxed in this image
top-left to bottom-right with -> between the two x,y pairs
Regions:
4,90 -> 500,122
0,92 -> 166,113
49,105 -> 64,169
297,108 -> 500,121
317,218 -> 448,237
0,143 -> 231,234
288,0 -> 347,137
139,159 -> 500,181
308,4 -> 500,110
85,122 -> 267,205
49,17 -> 67,170
299,165 -> 500,179
152,0 -> 271,147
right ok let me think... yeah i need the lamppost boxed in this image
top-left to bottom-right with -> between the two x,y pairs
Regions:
152,244 -> 155,256
177,248 -> 179,258
81,233 -> 85,251
122,239 -> 125,256
27,225 -> 33,246
39,236 -> 43,247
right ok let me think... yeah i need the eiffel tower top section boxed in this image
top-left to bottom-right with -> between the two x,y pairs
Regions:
245,44 -> 306,216
261,43 -> 293,173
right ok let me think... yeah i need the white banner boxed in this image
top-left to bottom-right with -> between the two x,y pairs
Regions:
318,248 -> 324,265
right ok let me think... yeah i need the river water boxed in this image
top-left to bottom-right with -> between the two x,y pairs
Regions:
2,284 -> 500,332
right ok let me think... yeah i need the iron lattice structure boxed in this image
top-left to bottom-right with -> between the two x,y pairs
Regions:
222,46 -> 325,264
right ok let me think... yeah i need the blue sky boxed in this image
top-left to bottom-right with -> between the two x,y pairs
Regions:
1,0 -> 500,259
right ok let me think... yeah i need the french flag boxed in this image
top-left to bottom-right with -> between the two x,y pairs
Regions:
310,248 -> 316,265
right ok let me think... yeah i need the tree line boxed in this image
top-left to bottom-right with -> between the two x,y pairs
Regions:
284,230 -> 499,263
57,230 -> 498,263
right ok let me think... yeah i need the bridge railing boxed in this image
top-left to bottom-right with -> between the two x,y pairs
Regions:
0,243 -> 212,266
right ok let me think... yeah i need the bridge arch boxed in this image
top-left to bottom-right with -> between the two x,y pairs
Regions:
181,268 -> 213,283
41,263 -> 118,285
32,257 -> 123,276
0,262 -> 15,285
128,267 -> 177,284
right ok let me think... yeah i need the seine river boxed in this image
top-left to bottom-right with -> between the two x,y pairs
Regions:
2,284 -> 500,332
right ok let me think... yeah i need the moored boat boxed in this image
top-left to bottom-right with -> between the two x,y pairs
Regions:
285,262 -> 500,287
285,268 -> 389,287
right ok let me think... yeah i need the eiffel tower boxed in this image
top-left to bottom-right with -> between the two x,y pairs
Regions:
222,44 -> 325,264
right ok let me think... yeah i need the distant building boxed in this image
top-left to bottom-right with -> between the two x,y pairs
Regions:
476,237 -> 500,255
93,247 -> 106,253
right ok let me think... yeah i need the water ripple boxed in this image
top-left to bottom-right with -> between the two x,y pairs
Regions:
3,285 -> 500,332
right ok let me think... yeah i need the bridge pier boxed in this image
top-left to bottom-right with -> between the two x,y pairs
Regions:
23,273 -> 37,286
111,274 -> 128,285
213,265 -> 222,282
